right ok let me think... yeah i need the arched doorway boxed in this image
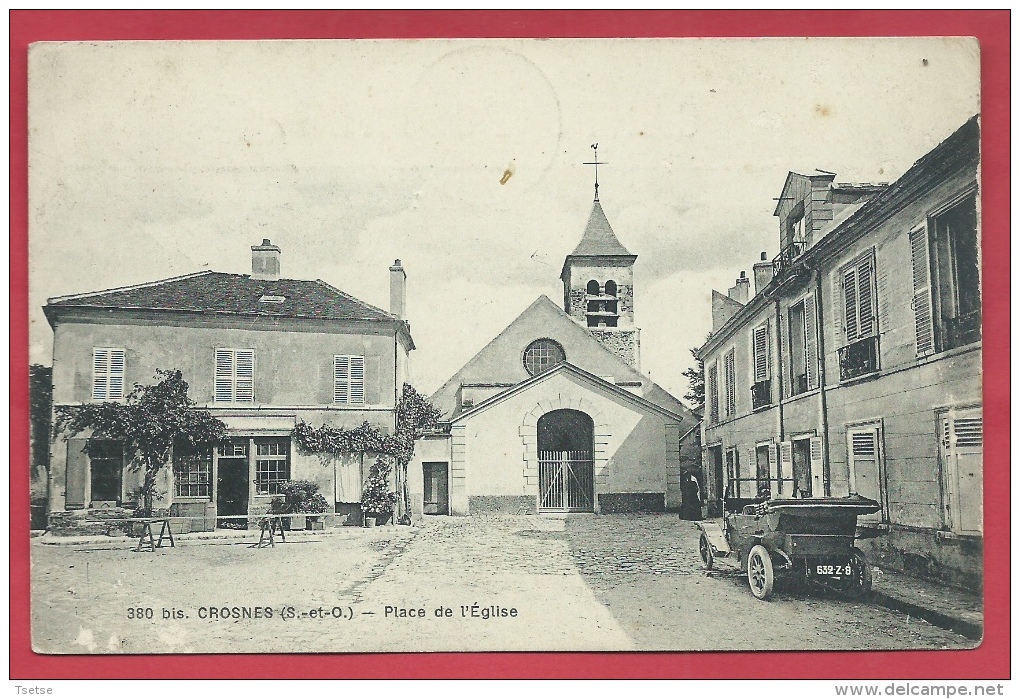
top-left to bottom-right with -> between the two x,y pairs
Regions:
537,409 -> 594,512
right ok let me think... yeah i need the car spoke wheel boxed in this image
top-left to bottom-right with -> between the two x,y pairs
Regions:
747,545 -> 774,600
699,532 -> 714,570
843,548 -> 873,600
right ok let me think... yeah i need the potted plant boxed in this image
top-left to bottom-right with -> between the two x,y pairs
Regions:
361,456 -> 398,526
274,480 -> 331,530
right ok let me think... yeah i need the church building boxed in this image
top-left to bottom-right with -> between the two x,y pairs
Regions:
409,180 -> 701,517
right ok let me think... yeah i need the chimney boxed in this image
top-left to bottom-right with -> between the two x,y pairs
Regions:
389,259 -> 406,319
753,251 -> 774,296
251,239 -> 281,281
727,271 -> 750,305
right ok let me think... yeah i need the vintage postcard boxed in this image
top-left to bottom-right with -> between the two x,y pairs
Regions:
26,36 -> 987,657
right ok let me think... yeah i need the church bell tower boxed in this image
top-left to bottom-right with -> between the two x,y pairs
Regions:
560,146 -> 640,368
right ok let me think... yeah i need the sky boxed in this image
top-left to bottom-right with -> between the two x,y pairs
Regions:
28,38 -> 980,400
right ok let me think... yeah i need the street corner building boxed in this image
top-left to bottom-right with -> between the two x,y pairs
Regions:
43,240 -> 415,532
409,196 -> 702,518
699,116 -> 982,588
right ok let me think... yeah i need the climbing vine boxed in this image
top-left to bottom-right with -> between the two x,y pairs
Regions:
292,383 -> 441,467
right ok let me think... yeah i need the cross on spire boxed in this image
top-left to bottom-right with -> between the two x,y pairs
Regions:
583,143 -> 607,202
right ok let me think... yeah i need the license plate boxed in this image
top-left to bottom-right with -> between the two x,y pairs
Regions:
814,563 -> 851,576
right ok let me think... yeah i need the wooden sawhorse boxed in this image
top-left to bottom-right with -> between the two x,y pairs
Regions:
136,518 -> 175,552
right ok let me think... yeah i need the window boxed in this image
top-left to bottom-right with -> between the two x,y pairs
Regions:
174,442 -> 212,498
707,362 -> 719,424
723,349 -> 736,418
586,280 -> 600,295
523,339 -> 565,376
751,322 -> 772,409
787,294 -> 818,396
214,348 -> 255,403
913,196 -> 980,355
92,348 -> 125,400
837,251 -> 879,381
334,355 -> 366,404
254,438 -> 290,495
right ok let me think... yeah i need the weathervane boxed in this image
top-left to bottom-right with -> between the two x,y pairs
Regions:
584,143 -> 607,202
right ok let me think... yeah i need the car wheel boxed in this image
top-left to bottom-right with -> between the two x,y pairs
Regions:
699,532 -> 714,570
844,547 -> 873,600
747,545 -> 774,600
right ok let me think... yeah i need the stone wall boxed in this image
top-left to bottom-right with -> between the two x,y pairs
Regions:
588,329 -> 638,367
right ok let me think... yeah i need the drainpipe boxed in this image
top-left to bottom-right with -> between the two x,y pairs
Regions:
774,299 -> 786,443
814,269 -> 832,496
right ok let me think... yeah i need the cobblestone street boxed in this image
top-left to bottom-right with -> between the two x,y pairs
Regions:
31,513 -> 973,653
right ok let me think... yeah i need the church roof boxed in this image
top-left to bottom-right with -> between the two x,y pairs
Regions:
568,201 -> 634,257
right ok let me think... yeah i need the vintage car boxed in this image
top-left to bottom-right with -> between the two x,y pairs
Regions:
696,479 -> 881,600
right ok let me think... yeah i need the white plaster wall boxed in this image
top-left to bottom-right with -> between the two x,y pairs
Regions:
454,371 -> 677,508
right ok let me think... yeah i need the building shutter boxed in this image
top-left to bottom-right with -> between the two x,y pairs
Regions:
752,325 -> 770,381
809,436 -> 825,497
349,356 -> 365,404
707,363 -> 719,424
767,443 -> 779,494
909,226 -> 936,356
804,293 -> 819,389
944,412 -> 983,534
65,438 -> 89,509
92,348 -> 126,400
214,349 -> 234,402
724,350 -> 736,417
234,350 -> 254,402
779,441 -> 793,495
848,427 -> 882,521
842,266 -> 859,342
334,355 -> 349,403
856,255 -> 876,338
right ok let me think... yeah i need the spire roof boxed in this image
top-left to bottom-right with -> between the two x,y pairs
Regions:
567,201 -> 634,257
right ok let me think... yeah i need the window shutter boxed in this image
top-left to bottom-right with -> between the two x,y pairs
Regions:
235,350 -> 254,402
857,254 -> 876,338
707,363 -> 719,423
215,349 -> 234,402
92,349 -> 109,400
65,438 -> 89,509
909,226 -> 935,356
723,350 -> 736,417
768,443 -> 780,494
334,355 -> 350,404
349,356 -> 365,404
804,293 -> 819,389
809,436 -> 824,497
108,349 -> 125,399
779,441 -> 793,493
842,266 -> 859,342
752,325 -> 769,381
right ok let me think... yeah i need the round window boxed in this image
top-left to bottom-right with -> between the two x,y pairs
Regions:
523,339 -> 565,376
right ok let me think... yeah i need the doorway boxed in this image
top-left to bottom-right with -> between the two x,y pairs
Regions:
89,441 -> 123,505
707,445 -> 724,515
216,440 -> 250,528
792,438 -> 812,498
537,409 -> 594,512
423,462 -> 449,515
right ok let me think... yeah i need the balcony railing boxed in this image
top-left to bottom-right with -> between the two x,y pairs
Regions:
838,336 -> 879,382
751,379 -> 772,410
772,240 -> 807,277
944,310 -> 981,349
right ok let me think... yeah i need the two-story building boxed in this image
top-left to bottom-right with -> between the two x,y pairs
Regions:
700,116 -> 982,587
44,240 -> 414,531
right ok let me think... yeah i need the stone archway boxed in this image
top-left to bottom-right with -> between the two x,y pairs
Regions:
537,409 -> 594,511
519,395 -> 611,512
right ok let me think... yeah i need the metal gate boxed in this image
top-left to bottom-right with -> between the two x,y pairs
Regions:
539,450 -> 594,512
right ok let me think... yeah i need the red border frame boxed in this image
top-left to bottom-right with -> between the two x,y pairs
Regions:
9,10 -> 1010,679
